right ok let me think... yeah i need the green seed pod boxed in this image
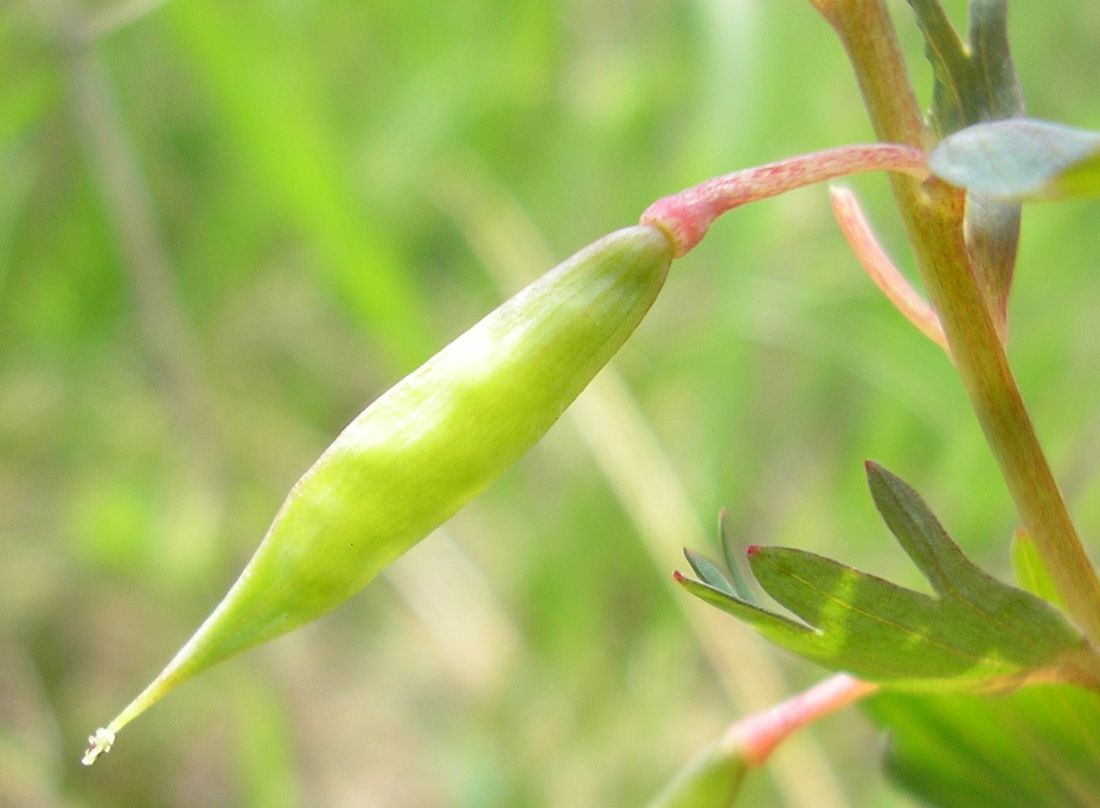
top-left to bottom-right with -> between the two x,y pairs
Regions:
83,224 -> 673,764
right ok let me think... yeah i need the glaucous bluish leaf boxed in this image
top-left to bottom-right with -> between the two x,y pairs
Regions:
684,548 -> 738,599
907,0 -> 1023,336
718,509 -> 759,606
929,119 -> 1100,201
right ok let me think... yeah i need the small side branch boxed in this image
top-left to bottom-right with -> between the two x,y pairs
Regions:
829,186 -> 949,355
641,144 -> 928,257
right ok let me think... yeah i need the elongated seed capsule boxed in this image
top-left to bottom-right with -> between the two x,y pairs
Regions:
83,224 -> 673,764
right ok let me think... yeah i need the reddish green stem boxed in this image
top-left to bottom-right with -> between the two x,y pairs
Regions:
817,0 -> 1100,647
829,186 -> 948,353
641,144 -> 928,257
647,674 -> 876,807
727,674 -> 878,767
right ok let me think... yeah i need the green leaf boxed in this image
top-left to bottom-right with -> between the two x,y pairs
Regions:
908,0 -> 1022,136
675,573 -> 816,653
717,509 -> 759,606
676,463 -> 1097,692
929,118 -> 1100,200
866,684 -> 1100,807
907,0 -> 1024,330
684,548 -> 738,599
906,1 -> 969,135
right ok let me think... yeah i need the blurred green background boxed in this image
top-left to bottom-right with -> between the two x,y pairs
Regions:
3,0 -> 1100,805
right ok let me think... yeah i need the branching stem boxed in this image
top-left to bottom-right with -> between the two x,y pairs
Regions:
818,0 -> 1100,648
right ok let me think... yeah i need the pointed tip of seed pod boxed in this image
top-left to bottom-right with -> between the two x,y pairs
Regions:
745,544 -> 761,557
82,727 -> 115,766
672,569 -> 686,583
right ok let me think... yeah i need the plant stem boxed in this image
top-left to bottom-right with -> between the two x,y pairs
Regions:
646,674 -> 876,808
817,0 -> 1100,647
728,674 -> 878,767
641,144 -> 928,257
828,186 -> 948,353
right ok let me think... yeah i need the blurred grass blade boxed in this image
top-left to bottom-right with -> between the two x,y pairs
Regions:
929,118 -> 1100,200
1012,528 -> 1065,609
867,684 -> 1100,807
164,0 -> 433,367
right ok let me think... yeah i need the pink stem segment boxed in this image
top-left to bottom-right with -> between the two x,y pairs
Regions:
725,673 -> 879,767
828,186 -> 950,355
641,144 -> 928,257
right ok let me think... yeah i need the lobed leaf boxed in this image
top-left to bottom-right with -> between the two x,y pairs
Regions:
675,573 -> 816,653
865,463 -> 1080,656
677,463 -> 1097,692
